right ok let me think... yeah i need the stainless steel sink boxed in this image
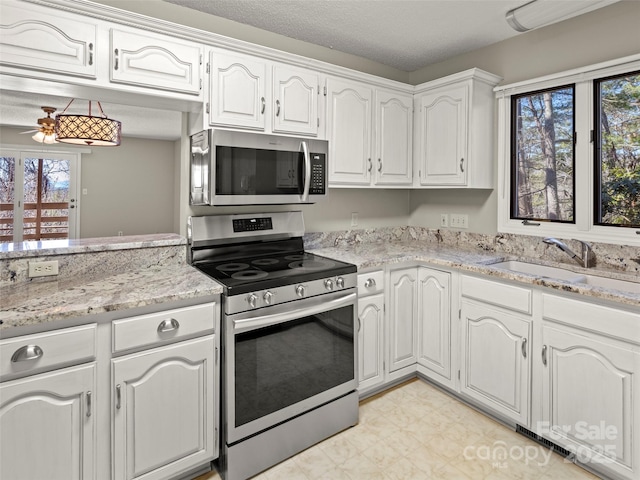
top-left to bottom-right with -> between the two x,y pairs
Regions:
490,260 -> 640,295
490,261 -> 585,282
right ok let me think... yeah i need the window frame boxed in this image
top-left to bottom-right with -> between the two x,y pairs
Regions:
495,54 -> 640,247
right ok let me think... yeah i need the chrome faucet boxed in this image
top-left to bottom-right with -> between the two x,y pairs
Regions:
543,237 -> 596,268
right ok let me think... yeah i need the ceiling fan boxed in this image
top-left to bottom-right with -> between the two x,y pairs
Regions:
21,106 -> 58,144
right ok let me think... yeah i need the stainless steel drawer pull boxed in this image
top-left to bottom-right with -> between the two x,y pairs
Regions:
357,317 -> 362,332
364,278 -> 376,288
114,48 -> 119,70
275,99 -> 281,117
541,345 -> 548,366
261,97 -> 266,114
116,384 -> 122,409
86,391 -> 92,417
521,338 -> 527,358
11,345 -> 44,363
157,318 -> 180,333
378,158 -> 382,172
460,158 -> 465,172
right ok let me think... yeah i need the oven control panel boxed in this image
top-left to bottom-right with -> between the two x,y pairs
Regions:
232,217 -> 273,232
224,273 -> 357,315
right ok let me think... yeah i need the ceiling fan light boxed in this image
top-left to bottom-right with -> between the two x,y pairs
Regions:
506,0 -> 619,32
31,130 -> 57,144
55,114 -> 122,146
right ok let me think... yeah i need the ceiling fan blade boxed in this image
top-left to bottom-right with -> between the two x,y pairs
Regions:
20,129 -> 39,134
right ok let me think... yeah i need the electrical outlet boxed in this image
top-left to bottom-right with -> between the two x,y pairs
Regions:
351,213 -> 358,227
450,214 -> 469,229
28,260 -> 59,278
440,214 -> 449,227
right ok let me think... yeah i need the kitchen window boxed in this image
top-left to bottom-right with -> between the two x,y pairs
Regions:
496,54 -> 640,246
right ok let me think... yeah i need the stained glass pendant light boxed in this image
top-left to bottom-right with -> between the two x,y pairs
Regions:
55,99 -> 122,146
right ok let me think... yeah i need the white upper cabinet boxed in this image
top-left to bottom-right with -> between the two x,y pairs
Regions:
374,89 -> 413,186
414,69 -> 501,188
207,50 -> 320,136
208,50 -> 267,130
326,77 -> 373,185
0,0 -> 97,78
110,28 -> 202,95
272,65 -> 319,136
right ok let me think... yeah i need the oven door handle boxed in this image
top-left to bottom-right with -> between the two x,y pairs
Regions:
232,292 -> 356,334
300,140 -> 311,203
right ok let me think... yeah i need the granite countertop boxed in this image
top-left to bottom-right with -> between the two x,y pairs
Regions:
310,241 -> 640,307
0,265 -> 223,332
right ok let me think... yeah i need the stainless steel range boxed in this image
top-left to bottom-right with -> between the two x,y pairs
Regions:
187,211 -> 359,480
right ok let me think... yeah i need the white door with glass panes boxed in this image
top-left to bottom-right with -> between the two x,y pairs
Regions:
0,150 -> 79,243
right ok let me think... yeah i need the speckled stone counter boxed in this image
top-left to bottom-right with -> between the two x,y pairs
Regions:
0,234 -> 222,332
309,240 -> 640,308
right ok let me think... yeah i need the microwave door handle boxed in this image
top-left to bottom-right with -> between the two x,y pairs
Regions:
300,140 -> 311,202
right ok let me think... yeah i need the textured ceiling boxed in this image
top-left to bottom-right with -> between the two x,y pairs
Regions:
165,0 -> 527,72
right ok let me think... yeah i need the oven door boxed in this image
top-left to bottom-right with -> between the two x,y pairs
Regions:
224,290 -> 357,444
210,130 -> 327,206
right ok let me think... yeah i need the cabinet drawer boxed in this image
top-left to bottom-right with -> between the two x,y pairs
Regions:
0,324 -> 96,379
461,275 -> 532,315
358,270 -> 384,296
112,303 -> 216,353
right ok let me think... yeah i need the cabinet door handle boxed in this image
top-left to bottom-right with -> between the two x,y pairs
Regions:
368,158 -> 372,172
378,158 -> 382,172
364,278 -> 376,288
521,338 -> 527,358
460,158 -> 465,172
260,97 -> 266,114
275,99 -> 281,117
11,344 -> 43,363
357,317 -> 362,332
115,384 -> 122,409
86,391 -> 92,417
114,48 -> 119,70
541,345 -> 548,366
88,43 -> 93,66
157,318 -> 180,333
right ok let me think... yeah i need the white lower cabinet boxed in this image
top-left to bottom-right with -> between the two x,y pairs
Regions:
112,335 -> 216,480
357,292 -> 385,392
416,267 -> 453,387
0,363 -> 97,480
387,267 -> 418,373
459,299 -> 531,426
536,295 -> 640,480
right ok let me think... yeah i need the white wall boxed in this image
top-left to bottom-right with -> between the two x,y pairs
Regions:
0,126 -> 177,238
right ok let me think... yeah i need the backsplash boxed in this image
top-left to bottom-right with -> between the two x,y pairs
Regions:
304,227 -> 640,274
0,234 -> 186,288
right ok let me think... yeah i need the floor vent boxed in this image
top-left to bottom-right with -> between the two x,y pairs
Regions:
516,425 -> 573,459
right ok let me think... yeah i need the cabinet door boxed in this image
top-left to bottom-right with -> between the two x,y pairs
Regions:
460,300 -> 530,425
0,364 -> 96,480
326,77 -> 373,185
272,65 -> 319,136
110,28 -> 202,95
388,268 -> 418,372
416,84 -> 468,186
374,90 -> 413,185
357,293 -> 385,392
209,51 -> 267,130
417,267 -> 451,383
0,0 -> 96,78
112,336 -> 216,480
540,325 -> 638,477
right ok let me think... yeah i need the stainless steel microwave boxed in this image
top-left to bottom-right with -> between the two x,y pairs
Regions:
189,129 -> 328,206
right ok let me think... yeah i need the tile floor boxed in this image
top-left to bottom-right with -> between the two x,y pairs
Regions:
196,379 -> 601,480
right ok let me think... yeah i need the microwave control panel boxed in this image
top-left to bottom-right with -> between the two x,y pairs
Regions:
309,153 -> 326,195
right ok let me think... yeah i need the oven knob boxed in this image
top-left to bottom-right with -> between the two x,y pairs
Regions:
247,293 -> 258,308
336,277 -> 345,289
263,291 -> 274,305
295,285 -> 306,297
324,279 -> 334,291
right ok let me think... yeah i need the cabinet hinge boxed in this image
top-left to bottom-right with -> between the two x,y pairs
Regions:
206,102 -> 210,114
215,346 -> 218,365
317,118 -> 320,127
199,78 -> 202,90
458,309 -> 461,319
206,62 -> 210,74
323,86 -> 327,96
199,54 -> 203,65
458,370 -> 460,380
590,129 -> 595,143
